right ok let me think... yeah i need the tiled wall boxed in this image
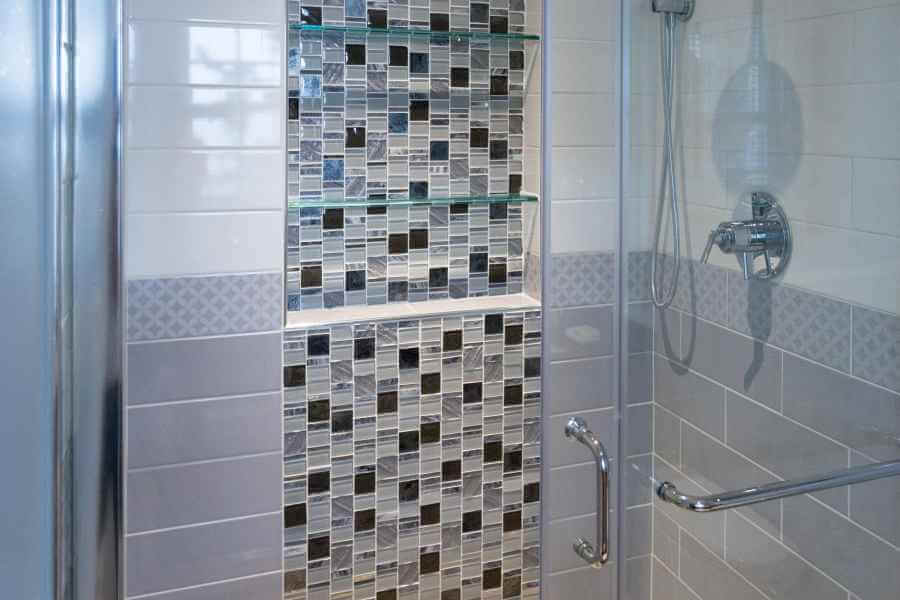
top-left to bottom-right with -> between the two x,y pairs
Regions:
286,0 -> 540,312
650,260 -> 900,600
123,0 -> 285,598
282,309 -> 543,600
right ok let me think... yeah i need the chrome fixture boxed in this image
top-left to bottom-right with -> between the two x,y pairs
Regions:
651,0 -> 695,20
701,191 -> 792,280
649,0 -> 692,308
659,457 -> 900,513
564,417 -> 610,567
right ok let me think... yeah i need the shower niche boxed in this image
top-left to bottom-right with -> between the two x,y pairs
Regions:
282,3 -> 544,600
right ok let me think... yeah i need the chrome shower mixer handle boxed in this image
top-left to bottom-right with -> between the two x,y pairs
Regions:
701,192 -> 792,280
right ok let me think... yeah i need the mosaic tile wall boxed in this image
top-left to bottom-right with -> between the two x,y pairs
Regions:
286,0 -> 534,311
282,308 -> 543,600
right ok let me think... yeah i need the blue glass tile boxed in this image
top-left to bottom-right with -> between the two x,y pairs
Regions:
301,74 -> 322,98
389,113 -> 408,134
324,159 -> 344,182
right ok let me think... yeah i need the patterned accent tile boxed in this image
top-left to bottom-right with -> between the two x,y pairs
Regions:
549,251 -> 616,308
283,307 -> 543,600
852,307 -> 900,393
127,273 -> 282,341
728,275 -> 852,372
524,252 -> 541,301
665,256 -> 728,326
285,0 -> 531,315
627,251 -> 651,302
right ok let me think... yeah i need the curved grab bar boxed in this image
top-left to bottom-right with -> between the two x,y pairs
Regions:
658,458 -> 900,513
564,416 -> 610,567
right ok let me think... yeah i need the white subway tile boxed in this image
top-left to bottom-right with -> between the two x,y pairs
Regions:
551,0 -> 617,42
551,147 -> 617,200
126,0 -> 284,24
782,13 -> 854,86
550,200 -> 617,253
126,212 -> 283,277
126,86 -> 282,148
127,22 -> 281,86
127,150 -> 283,213
551,40 -> 615,94
852,158 -> 900,236
854,5 -> 900,84
551,93 -> 616,147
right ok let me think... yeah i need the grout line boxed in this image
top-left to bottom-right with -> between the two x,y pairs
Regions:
127,450 -> 281,474
126,390 -> 281,410
126,570 -> 283,600
126,328 -> 283,345
126,510 -> 282,538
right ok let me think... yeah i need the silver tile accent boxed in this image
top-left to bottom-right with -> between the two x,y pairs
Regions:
127,273 -> 282,341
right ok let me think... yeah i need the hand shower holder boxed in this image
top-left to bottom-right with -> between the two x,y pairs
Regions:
701,192 -> 792,281
651,0 -> 695,21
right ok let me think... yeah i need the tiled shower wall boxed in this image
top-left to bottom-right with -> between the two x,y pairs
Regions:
282,309 -> 543,600
123,0 -> 285,598
286,0 -> 540,311
627,1 -> 900,599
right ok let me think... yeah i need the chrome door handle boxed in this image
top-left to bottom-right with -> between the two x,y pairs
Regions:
564,416 -> 610,567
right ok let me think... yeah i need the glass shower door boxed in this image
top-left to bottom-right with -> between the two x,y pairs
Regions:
621,1 -> 900,599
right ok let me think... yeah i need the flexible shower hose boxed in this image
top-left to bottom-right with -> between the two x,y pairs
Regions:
650,12 -> 681,308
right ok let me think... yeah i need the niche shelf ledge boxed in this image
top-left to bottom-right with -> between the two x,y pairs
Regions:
286,294 -> 541,329
288,192 -> 539,210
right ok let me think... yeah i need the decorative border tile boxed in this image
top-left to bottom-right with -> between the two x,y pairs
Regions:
127,273 -> 282,341
728,276 -> 852,372
283,308 -> 543,600
549,251 -> 616,308
852,306 -> 900,394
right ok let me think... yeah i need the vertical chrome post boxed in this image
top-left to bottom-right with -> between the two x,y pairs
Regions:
564,417 -> 610,567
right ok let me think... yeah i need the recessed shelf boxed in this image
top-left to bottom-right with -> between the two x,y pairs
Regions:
286,293 -> 541,329
291,24 -> 541,41
288,192 -> 539,210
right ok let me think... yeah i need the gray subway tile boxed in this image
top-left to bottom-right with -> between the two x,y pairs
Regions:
548,356 -> 615,416
623,555 -> 652,600
654,357 -> 726,441
136,572 -> 281,600
127,273 -> 282,342
652,558 -> 701,600
680,532 -> 767,600
548,304 -> 614,361
548,462 -> 607,521
653,457 -> 725,557
654,307 -> 681,361
628,301 -> 652,354
682,316 -> 781,410
783,353 -> 900,461
783,495 -> 900,600
128,333 -> 281,405
653,508 -> 679,573
549,251 -> 616,308
126,513 -> 281,597
852,306 -> 900,394
127,393 -> 281,469
850,451 -> 900,547
670,258 -> 729,326
549,407 -> 616,468
625,505 -> 652,558
544,513 -> 601,573
625,454 -> 653,508
546,563 -> 616,600
726,391 -> 848,514
680,422 -> 781,536
626,403 -> 652,457
729,277 -> 851,372
127,453 -> 281,533
627,352 -> 652,405
726,512 -> 846,600
654,405 -> 681,468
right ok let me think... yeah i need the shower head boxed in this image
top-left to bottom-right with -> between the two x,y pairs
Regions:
651,0 -> 694,20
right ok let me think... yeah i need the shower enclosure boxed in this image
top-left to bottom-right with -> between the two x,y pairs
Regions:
11,1 -> 898,599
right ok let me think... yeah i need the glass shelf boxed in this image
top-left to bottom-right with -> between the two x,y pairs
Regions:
291,24 -> 541,41
288,192 -> 538,209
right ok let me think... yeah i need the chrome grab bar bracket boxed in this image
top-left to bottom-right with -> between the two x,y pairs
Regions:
658,458 -> 900,513
564,416 -> 610,567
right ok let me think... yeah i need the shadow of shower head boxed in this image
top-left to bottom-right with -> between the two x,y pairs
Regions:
651,0 -> 694,20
